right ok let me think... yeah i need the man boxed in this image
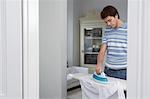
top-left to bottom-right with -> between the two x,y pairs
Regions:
96,5 -> 127,80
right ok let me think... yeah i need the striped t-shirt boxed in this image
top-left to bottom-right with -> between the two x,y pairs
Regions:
102,23 -> 127,69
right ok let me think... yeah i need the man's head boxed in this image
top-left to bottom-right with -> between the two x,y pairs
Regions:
101,5 -> 120,28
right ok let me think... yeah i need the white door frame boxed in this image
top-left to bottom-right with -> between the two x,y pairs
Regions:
1,0 -> 23,98
22,0 -> 39,99
128,0 -> 150,99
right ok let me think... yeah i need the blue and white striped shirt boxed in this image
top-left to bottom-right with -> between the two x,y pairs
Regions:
102,23 -> 127,69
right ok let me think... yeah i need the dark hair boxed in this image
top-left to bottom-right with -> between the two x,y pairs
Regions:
101,5 -> 120,19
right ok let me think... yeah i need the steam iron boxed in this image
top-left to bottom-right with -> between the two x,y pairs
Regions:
93,72 -> 108,84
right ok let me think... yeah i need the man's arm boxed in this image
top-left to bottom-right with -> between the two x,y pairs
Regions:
96,43 -> 107,74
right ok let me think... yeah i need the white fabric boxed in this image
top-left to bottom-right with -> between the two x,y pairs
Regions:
67,66 -> 88,80
79,75 -> 125,99
67,66 -> 88,74
67,66 -> 89,89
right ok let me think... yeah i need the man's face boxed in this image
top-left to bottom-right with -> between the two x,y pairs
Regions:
104,16 -> 118,28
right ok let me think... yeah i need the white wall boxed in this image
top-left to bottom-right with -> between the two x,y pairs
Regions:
39,0 -> 67,99
67,0 -> 74,67
67,0 -> 82,67
72,0 -> 83,66
67,0 -> 127,67
81,0 -> 127,22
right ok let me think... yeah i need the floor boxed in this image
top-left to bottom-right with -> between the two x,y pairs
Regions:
67,88 -> 82,99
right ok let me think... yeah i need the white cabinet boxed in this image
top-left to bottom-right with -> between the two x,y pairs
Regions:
79,15 -> 106,73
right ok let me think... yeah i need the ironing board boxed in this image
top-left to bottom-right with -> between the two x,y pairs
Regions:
68,73 -> 126,99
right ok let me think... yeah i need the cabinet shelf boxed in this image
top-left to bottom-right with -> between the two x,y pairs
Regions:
85,52 -> 99,54
84,36 -> 102,39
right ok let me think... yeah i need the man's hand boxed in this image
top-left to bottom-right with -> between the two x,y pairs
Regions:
96,64 -> 104,74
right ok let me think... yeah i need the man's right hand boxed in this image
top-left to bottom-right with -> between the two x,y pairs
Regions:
96,64 -> 103,74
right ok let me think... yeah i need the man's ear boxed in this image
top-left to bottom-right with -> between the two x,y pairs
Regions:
115,15 -> 118,19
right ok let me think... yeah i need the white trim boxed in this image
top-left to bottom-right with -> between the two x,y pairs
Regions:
23,0 -> 39,99
128,0 -> 150,98
128,0 -> 142,98
0,0 -> 7,96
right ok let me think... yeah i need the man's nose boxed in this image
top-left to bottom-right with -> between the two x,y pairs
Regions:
107,22 -> 111,26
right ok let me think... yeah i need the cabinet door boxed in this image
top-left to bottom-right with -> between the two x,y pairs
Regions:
0,0 -> 22,98
81,27 -> 104,66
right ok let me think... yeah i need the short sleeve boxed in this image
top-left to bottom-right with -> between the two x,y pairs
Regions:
102,30 -> 107,44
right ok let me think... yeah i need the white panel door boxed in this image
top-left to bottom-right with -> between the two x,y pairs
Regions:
0,0 -> 22,99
